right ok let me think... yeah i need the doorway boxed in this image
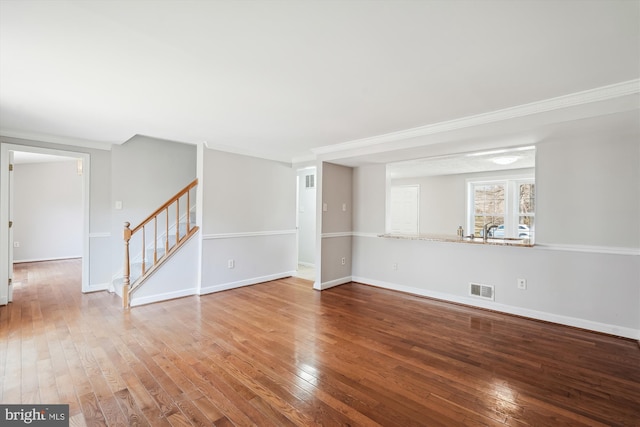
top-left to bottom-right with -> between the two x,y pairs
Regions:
295,167 -> 316,281
0,143 -> 90,303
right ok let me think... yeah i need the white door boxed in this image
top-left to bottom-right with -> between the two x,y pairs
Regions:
390,185 -> 419,234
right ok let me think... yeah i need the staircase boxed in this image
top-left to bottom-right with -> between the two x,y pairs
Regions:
120,179 -> 199,308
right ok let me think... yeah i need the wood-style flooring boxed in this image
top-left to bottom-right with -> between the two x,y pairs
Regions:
1,259 -> 639,426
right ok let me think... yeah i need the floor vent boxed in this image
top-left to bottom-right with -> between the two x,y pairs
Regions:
469,282 -> 494,300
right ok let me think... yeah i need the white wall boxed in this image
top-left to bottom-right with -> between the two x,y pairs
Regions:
200,148 -> 297,293
350,133 -> 640,339
13,160 -> 83,262
297,168 -> 316,266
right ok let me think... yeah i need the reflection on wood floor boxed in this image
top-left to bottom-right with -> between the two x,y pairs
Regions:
1,259 -> 639,426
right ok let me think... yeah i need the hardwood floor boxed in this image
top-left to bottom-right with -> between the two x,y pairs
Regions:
1,259 -> 639,426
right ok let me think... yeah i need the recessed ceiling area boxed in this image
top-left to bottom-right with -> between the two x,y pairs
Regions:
387,146 -> 535,180
0,1 -> 638,163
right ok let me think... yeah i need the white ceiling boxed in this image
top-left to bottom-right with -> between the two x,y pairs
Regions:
1,0 -> 638,163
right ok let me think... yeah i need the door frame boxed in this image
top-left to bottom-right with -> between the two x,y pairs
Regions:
0,142 -> 91,302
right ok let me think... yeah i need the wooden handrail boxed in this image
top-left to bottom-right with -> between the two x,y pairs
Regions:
122,178 -> 198,308
131,179 -> 198,234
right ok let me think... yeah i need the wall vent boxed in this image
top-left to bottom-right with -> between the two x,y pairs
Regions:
305,174 -> 315,189
469,282 -> 494,300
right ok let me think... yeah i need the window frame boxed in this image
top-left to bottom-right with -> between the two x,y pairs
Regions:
466,173 -> 535,240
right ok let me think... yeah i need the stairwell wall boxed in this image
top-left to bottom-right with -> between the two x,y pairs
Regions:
110,135 -> 197,295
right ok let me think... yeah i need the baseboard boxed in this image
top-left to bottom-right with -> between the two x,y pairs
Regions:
314,276 -> 352,291
14,256 -> 82,263
199,271 -> 296,295
130,288 -> 198,307
0,296 -> 7,305
297,261 -> 315,268
352,276 -> 640,340
85,282 -> 109,293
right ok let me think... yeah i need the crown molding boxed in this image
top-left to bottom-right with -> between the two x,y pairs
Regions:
312,79 -> 640,158
0,129 -> 114,151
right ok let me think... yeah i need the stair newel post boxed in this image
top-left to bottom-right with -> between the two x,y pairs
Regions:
123,221 -> 132,309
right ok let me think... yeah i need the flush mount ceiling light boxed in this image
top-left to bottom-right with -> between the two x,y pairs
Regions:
491,156 -> 519,165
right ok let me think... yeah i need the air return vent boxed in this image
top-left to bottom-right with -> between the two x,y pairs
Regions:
305,174 -> 315,189
469,282 -> 494,300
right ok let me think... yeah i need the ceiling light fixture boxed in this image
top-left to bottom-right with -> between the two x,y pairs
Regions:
491,156 -> 519,165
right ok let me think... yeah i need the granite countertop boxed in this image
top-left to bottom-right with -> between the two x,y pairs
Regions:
379,233 -> 534,247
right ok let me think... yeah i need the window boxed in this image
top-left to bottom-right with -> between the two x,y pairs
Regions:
468,176 -> 534,240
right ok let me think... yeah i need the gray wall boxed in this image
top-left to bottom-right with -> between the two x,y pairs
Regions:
319,162 -> 353,288
536,134 -> 639,248
13,160 -> 83,262
200,148 -> 297,293
110,135 -> 197,275
349,133 -> 640,338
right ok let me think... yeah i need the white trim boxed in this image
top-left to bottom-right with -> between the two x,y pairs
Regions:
314,276 -> 352,291
14,256 -> 82,264
200,271 -> 296,295
534,243 -> 640,256
130,287 -> 198,307
350,233 -> 639,256
352,232 -> 379,238
297,261 -> 315,268
0,130 -> 113,151
352,276 -> 640,340
321,232 -> 353,239
89,232 -> 111,239
85,282 -> 109,293
312,80 -> 640,157
203,229 -> 297,240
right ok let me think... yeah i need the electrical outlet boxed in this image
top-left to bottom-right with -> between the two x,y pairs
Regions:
392,263 -> 398,271
517,278 -> 527,290
13,241 -> 19,248
228,259 -> 235,269
341,257 -> 346,265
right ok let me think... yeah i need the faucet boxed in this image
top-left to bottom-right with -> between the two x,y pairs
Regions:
484,224 -> 498,242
